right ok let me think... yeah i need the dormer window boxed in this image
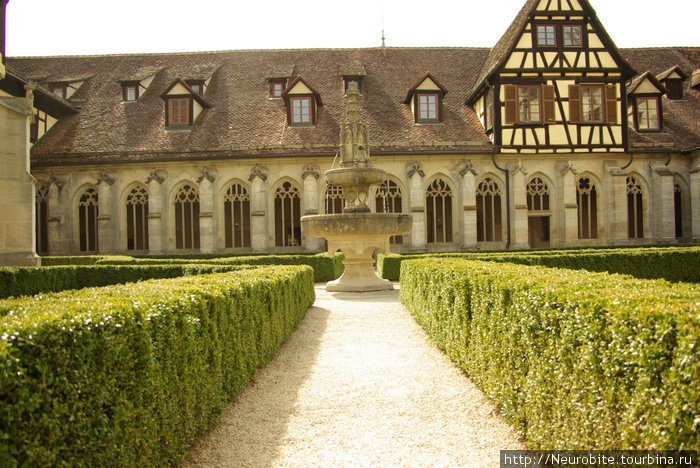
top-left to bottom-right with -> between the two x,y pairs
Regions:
161,78 -> 212,130
122,82 -> 139,102
344,78 -> 363,94
187,80 -> 205,95
270,80 -> 285,98
636,96 -> 660,131
656,66 -> 689,100
167,97 -> 191,127
290,96 -> 312,125
50,84 -> 67,99
416,92 -> 439,122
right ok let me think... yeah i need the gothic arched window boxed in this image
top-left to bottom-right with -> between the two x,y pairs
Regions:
36,185 -> 49,254
577,177 -> 598,239
126,185 -> 149,250
476,178 -> 502,242
224,183 -> 251,248
174,184 -> 200,249
325,185 -> 344,215
426,178 -> 453,244
78,187 -> 99,252
376,179 -> 404,244
275,182 -> 301,247
626,177 -> 644,239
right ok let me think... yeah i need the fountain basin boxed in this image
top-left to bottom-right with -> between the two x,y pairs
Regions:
301,213 -> 412,292
325,167 -> 386,187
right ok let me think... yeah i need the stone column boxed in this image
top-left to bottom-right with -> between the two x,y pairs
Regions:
0,85 -> 39,265
559,161 -> 580,246
96,170 -> 116,253
302,164 -> 323,252
510,161 -> 529,249
610,173 -> 629,243
650,164 -> 676,242
146,170 -> 165,254
249,166 -> 268,252
197,169 -> 216,254
47,176 -> 68,255
459,161 -> 478,250
691,166 -> 700,242
406,162 -> 426,252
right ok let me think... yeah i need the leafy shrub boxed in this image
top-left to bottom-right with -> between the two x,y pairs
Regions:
400,258 -> 700,450
0,265 -> 315,466
0,264 -> 253,300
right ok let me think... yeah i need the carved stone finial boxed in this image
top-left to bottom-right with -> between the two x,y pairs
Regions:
339,88 -> 371,168
406,161 -> 425,178
458,160 -> 478,177
249,165 -> 268,182
96,169 -> 115,186
24,82 -> 36,105
197,168 -> 216,184
302,163 -> 321,180
146,170 -> 165,184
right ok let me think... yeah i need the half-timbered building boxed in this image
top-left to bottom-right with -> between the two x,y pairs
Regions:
0,0 -> 698,263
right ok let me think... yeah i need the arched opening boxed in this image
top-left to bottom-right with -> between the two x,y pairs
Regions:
126,185 -> 149,251
78,187 -> 99,252
426,178 -> 453,244
577,177 -> 598,239
174,184 -> 200,249
476,177 -> 503,242
325,184 -> 344,214
224,183 -> 251,248
275,181 -> 301,247
527,177 -> 551,248
674,180 -> 683,239
35,184 -> 49,254
626,176 -> 644,239
375,179 -> 404,244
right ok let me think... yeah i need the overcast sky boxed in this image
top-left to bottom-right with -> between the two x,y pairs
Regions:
5,0 -> 699,57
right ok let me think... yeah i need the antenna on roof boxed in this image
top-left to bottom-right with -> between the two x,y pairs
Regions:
381,1 -> 386,48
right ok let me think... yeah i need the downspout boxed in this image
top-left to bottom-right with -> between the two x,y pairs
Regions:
621,154 -> 634,170
492,153 -> 511,249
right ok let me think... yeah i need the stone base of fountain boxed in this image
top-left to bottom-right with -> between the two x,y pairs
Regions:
301,213 -> 412,292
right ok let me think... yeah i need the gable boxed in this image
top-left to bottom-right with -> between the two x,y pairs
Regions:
287,80 -> 313,95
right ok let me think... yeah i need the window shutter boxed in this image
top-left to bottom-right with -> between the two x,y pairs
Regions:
504,85 -> 518,125
543,85 -> 556,123
605,84 -> 618,124
568,85 -> 582,123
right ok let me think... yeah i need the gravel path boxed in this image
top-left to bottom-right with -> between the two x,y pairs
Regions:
180,283 -> 525,467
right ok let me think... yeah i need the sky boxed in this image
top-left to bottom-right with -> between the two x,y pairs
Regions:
5,0 -> 699,57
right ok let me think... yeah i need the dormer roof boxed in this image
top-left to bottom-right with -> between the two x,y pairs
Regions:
404,73 -> 448,104
656,65 -> 690,82
160,78 -> 212,107
692,70 -> 700,89
266,65 -> 295,80
340,63 -> 366,77
282,76 -> 323,106
627,71 -> 667,95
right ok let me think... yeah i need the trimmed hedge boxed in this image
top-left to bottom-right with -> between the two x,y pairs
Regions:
96,252 -> 344,283
40,255 -> 132,266
0,264 -> 253,300
0,265 -> 315,466
400,258 -> 700,450
378,246 -> 700,282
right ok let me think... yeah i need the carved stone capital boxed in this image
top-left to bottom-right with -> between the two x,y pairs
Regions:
509,159 -> 528,176
249,165 -> 269,182
146,170 -> 165,185
96,169 -> 116,186
47,174 -> 65,191
197,168 -> 216,184
406,161 -> 425,178
302,163 -> 321,180
458,160 -> 478,177
557,160 -> 579,176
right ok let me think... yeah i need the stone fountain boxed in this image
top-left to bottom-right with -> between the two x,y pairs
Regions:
301,88 -> 412,292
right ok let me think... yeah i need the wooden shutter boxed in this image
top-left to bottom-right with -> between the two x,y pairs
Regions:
568,85 -> 582,123
605,84 -> 618,124
543,85 -> 556,123
504,85 -> 518,124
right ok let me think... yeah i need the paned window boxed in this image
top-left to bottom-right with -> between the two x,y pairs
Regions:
270,81 -> 285,98
50,85 -> 67,99
126,185 -> 149,251
290,96 -> 312,125
626,177 -> 644,239
426,179 -> 453,244
325,185 -> 344,215
636,97 -> 660,130
167,97 -> 191,127
123,84 -> 139,102
35,185 -> 49,254
563,25 -> 582,47
536,25 -> 556,47
577,178 -> 598,239
376,179 -> 403,244
527,178 -> 551,248
187,81 -> 204,95
274,182 -> 301,247
224,183 -> 251,248
476,178 -> 503,242
78,187 -> 99,252
174,184 -> 200,249
416,92 -> 439,122
518,86 -> 541,123
582,86 -> 604,122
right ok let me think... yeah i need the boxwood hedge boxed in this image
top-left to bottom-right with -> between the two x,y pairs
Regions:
378,246 -> 700,283
0,265 -> 315,466
400,258 -> 700,450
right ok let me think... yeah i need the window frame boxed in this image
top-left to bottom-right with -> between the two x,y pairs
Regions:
635,95 -> 661,132
186,80 -> 205,96
581,85 -> 605,123
50,84 -> 68,99
165,96 -> 192,128
518,85 -> 541,124
269,80 -> 285,99
415,92 -> 441,123
122,82 -> 139,102
289,95 -> 314,126
344,77 -> 363,95
535,24 -> 557,48
562,25 -> 583,48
